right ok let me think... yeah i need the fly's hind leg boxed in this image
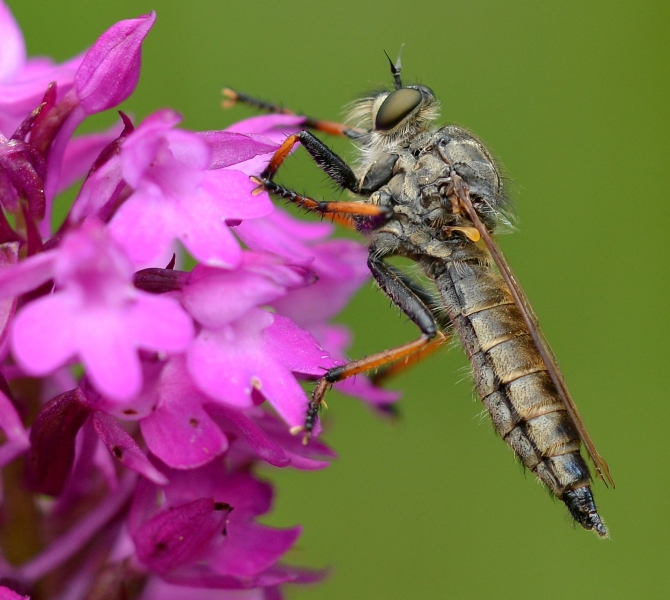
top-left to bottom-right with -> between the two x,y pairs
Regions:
295,255 -> 446,444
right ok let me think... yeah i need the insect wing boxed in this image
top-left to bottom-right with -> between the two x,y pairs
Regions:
456,185 -> 614,488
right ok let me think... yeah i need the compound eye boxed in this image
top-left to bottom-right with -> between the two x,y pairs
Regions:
375,88 -> 423,131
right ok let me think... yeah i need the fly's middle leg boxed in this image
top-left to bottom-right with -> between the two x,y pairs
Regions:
294,255 -> 443,444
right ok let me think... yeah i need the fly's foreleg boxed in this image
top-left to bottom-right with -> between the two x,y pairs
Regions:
253,132 -> 391,221
222,87 -> 362,138
294,256 -> 442,444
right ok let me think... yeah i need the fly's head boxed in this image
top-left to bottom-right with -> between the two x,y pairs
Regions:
346,59 -> 440,153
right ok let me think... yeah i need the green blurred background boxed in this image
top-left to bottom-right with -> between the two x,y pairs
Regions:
8,1 -> 669,598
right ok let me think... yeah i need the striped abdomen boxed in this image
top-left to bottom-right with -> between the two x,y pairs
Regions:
425,246 -> 606,536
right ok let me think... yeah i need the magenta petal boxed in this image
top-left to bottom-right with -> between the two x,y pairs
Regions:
182,268 -> 287,330
250,359 -> 314,428
57,123 -> 123,192
263,314 -> 336,376
25,388 -> 91,496
224,114 -> 305,135
120,109 -> 183,188
213,522 -> 301,578
200,168 -> 273,220
134,497 -> 231,573
141,392 -> 228,470
235,210 -> 333,264
0,247 -> 56,300
108,184 -> 175,266
129,293 -> 194,352
11,293 -> 78,375
77,311 -> 142,401
0,586 -> 29,600
197,131 -> 280,169
69,154 -> 124,222
75,12 -> 156,114
205,403 -> 289,468
173,194 -> 244,268
0,2 -> 25,83
212,471 -> 273,517
92,412 -> 168,484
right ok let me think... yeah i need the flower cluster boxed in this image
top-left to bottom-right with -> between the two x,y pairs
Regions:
0,4 -> 397,599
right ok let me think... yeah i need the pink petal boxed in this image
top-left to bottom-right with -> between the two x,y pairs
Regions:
57,122 -> 124,192
0,1 -> 25,83
0,586 -> 29,600
92,412 -> 168,484
200,168 -> 273,220
141,391 -> 228,470
108,183 -> 176,266
212,522 -> 301,578
120,109 -> 183,188
182,268 -> 287,330
224,114 -> 305,135
263,314 -> 336,376
235,210 -> 333,264
197,131 -> 280,169
69,154 -> 124,222
25,388 -> 91,496
140,579 -> 268,600
75,12 -> 156,114
205,403 -> 289,468
129,293 -> 194,352
0,242 -> 18,345
77,311 -> 141,401
0,247 -> 56,300
186,309 -> 273,409
134,497 -> 231,574
249,358 -> 314,428
173,194 -> 244,268
0,388 -> 29,467
11,293 -> 78,375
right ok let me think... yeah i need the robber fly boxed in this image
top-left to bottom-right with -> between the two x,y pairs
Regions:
223,55 -> 613,536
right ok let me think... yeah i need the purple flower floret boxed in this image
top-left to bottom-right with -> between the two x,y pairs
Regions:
107,109 -> 275,267
129,464 -> 302,588
11,220 -> 194,400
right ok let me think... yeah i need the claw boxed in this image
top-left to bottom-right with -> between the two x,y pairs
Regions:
249,175 -> 266,196
289,425 -> 305,436
221,87 -> 238,109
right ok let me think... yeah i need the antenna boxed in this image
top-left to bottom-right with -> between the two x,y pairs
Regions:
384,45 -> 404,89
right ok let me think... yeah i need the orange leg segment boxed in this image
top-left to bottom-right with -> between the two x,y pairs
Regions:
292,334 -> 438,444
